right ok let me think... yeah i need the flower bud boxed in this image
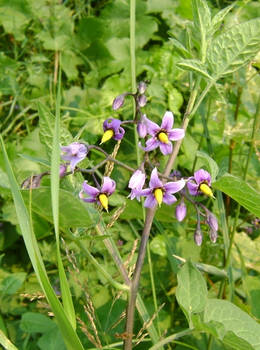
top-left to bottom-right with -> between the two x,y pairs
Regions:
194,227 -> 203,246
175,201 -> 187,222
210,229 -> 218,243
207,212 -> 218,232
137,94 -> 147,107
138,81 -> 147,94
59,164 -> 67,178
137,114 -> 148,138
112,94 -> 125,110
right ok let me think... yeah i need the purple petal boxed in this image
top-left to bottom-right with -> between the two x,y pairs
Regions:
140,188 -> 152,196
81,197 -> 97,203
187,181 -> 199,196
103,118 -> 121,132
144,116 -> 160,135
82,181 -> 99,197
137,121 -> 147,138
143,137 -> 160,152
128,170 -> 146,190
161,111 -> 173,131
194,169 -> 211,186
164,179 -> 186,194
70,157 -> 81,172
159,142 -> 172,155
149,168 -> 162,189
114,126 -> 125,140
144,194 -> 157,208
168,129 -> 185,141
101,177 -> 116,195
163,193 -> 177,205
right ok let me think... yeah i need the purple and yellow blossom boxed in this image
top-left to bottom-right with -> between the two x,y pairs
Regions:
79,177 -> 116,212
140,168 -> 185,208
100,118 -> 125,144
175,201 -> 187,222
140,111 -> 185,155
61,142 -> 87,173
128,169 -> 146,200
187,169 -> 214,198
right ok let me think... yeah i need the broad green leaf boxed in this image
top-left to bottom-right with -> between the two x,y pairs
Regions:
233,233 -> 260,273
0,330 -> 18,350
244,276 -> 260,319
196,151 -> 219,181
0,272 -> 26,295
150,235 -> 167,257
20,312 -> 55,334
177,59 -> 212,79
204,299 -> 260,350
207,18 -> 260,78
176,261 -> 208,321
0,135 -> 84,350
212,173 -> 260,217
22,187 -> 93,229
38,327 -> 66,350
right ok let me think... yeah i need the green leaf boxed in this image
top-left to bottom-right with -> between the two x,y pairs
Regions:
196,151 -> 219,181
192,0 -> 211,37
38,327 -> 66,350
0,272 -> 26,295
204,299 -> 260,350
150,235 -> 167,257
210,4 -> 235,35
212,173 -> 260,217
176,261 -> 208,321
207,18 -> 260,79
20,312 -> 55,334
177,59 -> 212,79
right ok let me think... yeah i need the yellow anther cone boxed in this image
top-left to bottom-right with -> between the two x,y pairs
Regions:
200,183 -> 214,198
158,132 -> 169,144
99,194 -> 109,211
100,129 -> 114,144
154,188 -> 163,207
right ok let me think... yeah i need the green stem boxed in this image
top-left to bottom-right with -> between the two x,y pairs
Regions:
149,329 -> 194,350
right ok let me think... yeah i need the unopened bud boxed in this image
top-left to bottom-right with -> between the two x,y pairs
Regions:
194,228 -> 203,246
137,120 -> 147,138
210,229 -> 218,243
112,94 -> 125,110
59,164 -> 67,178
138,81 -> 147,94
207,212 -> 218,232
137,94 -> 147,107
175,201 -> 187,222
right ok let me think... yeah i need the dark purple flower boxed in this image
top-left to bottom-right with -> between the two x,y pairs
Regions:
175,201 -> 187,222
137,114 -> 149,138
140,168 -> 185,208
79,177 -> 116,211
112,94 -> 126,110
137,94 -> 147,107
140,111 -> 185,155
61,143 -> 87,173
187,169 -> 214,198
128,169 -> 146,201
101,118 -> 125,144
138,81 -> 147,94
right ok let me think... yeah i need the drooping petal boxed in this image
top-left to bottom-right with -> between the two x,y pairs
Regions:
149,168 -> 162,189
70,157 -> 81,172
168,128 -> 185,141
144,194 -> 157,208
82,181 -> 99,197
159,141 -> 172,155
101,176 -> 116,195
163,193 -> 177,205
164,179 -> 186,194
114,126 -> 125,140
161,111 -> 173,131
142,137 -> 160,152
194,169 -> 211,186
128,170 -> 146,190
187,181 -> 199,196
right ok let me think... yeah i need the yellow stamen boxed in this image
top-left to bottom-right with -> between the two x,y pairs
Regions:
154,188 -> 163,207
158,132 -> 169,144
99,194 -> 109,211
100,129 -> 114,144
200,183 -> 214,198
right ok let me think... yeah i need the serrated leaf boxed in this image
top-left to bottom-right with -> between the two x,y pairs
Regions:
204,299 -> 260,350
207,18 -> 260,78
212,173 -> 260,217
176,261 -> 208,321
196,151 -> 219,181
177,59 -> 212,79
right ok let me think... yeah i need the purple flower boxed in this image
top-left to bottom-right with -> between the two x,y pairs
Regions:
140,168 -> 185,208
140,111 -> 185,155
128,169 -> 146,200
175,201 -> 187,222
187,169 -> 214,198
112,94 -> 126,110
101,118 -> 125,144
61,143 -> 87,173
79,177 -> 116,211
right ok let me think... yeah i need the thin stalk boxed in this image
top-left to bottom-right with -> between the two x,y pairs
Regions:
149,329 -> 194,350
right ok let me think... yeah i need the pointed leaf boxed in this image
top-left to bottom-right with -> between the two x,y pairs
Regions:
177,59 -> 212,79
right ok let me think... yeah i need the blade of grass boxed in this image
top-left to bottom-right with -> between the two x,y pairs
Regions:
0,136 -> 84,350
0,330 -> 18,350
51,53 -> 76,329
